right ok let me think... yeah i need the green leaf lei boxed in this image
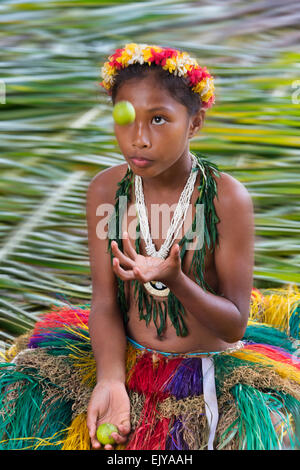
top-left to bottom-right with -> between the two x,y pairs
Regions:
108,152 -> 221,338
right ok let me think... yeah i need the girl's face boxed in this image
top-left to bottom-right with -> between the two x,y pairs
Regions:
113,73 -> 204,178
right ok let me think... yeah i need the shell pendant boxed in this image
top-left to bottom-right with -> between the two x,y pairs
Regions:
143,280 -> 170,297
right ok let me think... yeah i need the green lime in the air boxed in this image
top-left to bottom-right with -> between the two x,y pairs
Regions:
96,423 -> 118,445
112,101 -> 136,125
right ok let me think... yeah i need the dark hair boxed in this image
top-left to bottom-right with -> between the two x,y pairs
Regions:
111,63 -> 202,116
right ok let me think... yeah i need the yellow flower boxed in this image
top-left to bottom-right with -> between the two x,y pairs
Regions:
146,44 -> 162,55
193,78 -> 215,101
125,43 -> 138,53
106,64 -> 116,76
120,51 -> 132,67
163,57 -> 176,74
102,81 -> 110,90
201,89 -> 214,102
177,51 -> 187,61
193,79 -> 206,95
185,63 -> 194,73
142,46 -> 153,63
123,44 -> 139,65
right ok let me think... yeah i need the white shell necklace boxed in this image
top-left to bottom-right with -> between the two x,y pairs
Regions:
134,153 -> 199,297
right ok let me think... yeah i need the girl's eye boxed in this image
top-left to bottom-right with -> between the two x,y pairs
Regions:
151,115 -> 166,125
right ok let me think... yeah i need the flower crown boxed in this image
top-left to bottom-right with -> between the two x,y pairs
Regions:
100,43 -> 215,109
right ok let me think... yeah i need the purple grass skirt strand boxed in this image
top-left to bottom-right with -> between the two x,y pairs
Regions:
166,358 -> 203,450
28,330 -> 80,348
167,358 -> 203,398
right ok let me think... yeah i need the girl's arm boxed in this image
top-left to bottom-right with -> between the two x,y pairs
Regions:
86,169 -> 130,449
165,173 -> 255,343
88,301 -> 127,383
86,169 -> 127,383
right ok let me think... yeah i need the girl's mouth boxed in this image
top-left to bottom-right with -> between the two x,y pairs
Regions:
130,157 -> 153,168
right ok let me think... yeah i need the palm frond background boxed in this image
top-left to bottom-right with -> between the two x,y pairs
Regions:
1,0 -> 299,350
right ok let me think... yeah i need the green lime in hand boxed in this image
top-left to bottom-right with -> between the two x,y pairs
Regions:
96,423 -> 118,445
112,101 -> 136,125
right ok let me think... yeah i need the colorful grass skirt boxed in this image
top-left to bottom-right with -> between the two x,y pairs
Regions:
0,285 -> 300,450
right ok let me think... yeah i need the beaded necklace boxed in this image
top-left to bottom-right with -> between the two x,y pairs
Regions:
108,152 -> 220,338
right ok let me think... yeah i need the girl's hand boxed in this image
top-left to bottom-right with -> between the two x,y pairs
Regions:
87,380 -> 131,450
111,232 -> 182,285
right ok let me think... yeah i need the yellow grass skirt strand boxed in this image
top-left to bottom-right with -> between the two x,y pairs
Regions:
62,414 -> 91,450
125,343 -> 141,385
231,348 -> 300,384
64,337 -> 140,388
250,284 -> 300,334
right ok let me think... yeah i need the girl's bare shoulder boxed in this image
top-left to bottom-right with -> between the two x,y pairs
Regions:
87,163 -> 128,204
213,170 -> 253,211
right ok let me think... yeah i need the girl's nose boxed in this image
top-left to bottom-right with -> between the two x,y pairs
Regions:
132,122 -> 151,149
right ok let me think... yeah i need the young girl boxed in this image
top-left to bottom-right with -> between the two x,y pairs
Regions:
0,43 -> 299,451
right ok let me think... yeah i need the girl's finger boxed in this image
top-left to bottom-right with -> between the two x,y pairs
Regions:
90,433 -> 101,450
87,408 -> 101,449
172,243 -> 179,255
113,258 -> 136,281
122,232 -> 137,259
110,431 -> 128,445
104,444 -> 114,450
111,241 -> 135,268
170,243 -> 181,261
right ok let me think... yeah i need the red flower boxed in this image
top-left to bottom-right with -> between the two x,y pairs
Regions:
108,48 -> 124,69
162,47 -> 178,59
147,47 -> 178,67
187,66 -> 211,86
202,95 -> 215,109
147,48 -> 164,66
